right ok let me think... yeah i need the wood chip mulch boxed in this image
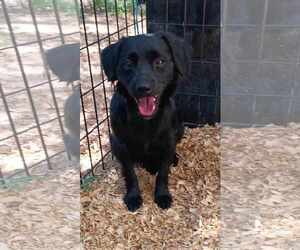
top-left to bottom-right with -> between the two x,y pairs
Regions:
81,126 -> 220,249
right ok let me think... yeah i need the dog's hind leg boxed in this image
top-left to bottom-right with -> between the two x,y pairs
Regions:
175,121 -> 185,143
110,135 -> 142,212
173,153 -> 179,167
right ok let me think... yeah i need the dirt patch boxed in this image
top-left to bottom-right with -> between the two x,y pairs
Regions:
221,123 -> 300,249
0,157 -> 80,250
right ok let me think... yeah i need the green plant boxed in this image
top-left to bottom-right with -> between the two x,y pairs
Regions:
0,176 -> 45,191
31,0 -> 52,9
31,0 -> 77,14
93,0 -> 134,14
80,175 -> 97,191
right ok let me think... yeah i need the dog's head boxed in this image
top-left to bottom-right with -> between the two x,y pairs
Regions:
101,32 -> 191,119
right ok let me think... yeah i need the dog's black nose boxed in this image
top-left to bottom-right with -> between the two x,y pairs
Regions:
136,85 -> 152,95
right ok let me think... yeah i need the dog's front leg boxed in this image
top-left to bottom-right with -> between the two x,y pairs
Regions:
121,163 -> 142,212
111,135 -> 142,211
154,159 -> 173,209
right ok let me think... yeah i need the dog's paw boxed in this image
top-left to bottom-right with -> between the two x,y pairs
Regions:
155,193 -> 173,209
124,193 -> 143,212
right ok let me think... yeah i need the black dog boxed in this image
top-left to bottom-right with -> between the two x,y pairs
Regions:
101,32 -> 191,211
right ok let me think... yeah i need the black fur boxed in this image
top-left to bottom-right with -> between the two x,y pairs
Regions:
101,32 -> 191,211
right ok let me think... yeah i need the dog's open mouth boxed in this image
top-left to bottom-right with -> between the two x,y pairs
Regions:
136,96 -> 158,118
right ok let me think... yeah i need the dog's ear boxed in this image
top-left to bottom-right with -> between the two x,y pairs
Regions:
158,32 -> 192,77
101,39 -> 123,81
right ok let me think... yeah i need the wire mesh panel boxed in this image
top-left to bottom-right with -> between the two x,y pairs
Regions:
147,0 -> 221,126
0,0 -> 80,182
80,0 -> 146,179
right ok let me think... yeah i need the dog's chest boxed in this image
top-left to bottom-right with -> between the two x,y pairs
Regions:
127,125 -> 165,156
133,139 -> 163,162
129,128 -> 159,150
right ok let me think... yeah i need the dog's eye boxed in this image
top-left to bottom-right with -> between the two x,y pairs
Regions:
127,58 -> 134,66
124,58 -> 135,70
153,58 -> 165,68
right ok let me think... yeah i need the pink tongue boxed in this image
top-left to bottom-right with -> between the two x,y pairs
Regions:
137,96 -> 156,117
